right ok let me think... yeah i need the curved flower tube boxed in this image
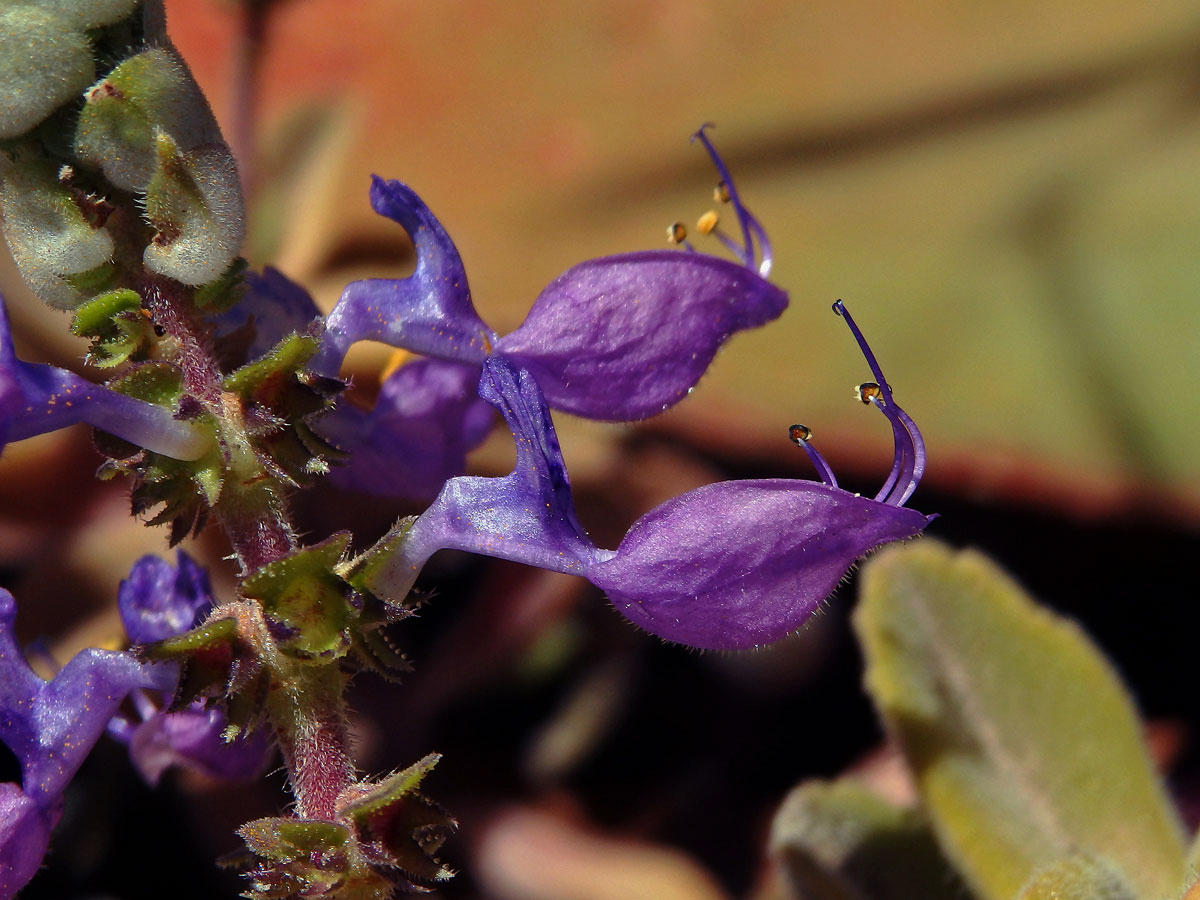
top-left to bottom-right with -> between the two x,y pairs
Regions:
311,127 -> 787,497
110,552 -> 273,786
0,589 -> 177,897
0,296 -> 210,460
362,302 -> 933,650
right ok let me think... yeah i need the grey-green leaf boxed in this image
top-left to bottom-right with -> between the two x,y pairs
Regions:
854,542 -> 1186,900
1016,855 -> 1138,900
769,779 -> 967,900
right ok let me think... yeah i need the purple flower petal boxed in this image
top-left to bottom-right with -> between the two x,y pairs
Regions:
320,357 -> 494,501
588,480 -> 932,649
0,783 -> 51,900
494,250 -> 787,420
0,588 -> 177,807
118,551 -> 215,644
209,266 -> 322,361
127,705 -> 273,786
314,178 -> 496,377
109,553 -> 275,786
0,296 -> 209,459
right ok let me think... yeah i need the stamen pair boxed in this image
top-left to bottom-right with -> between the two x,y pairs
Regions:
790,300 -> 926,508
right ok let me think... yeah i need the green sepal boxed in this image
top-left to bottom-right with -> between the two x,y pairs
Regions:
769,779 -> 964,900
71,287 -> 152,367
223,334 -> 344,486
106,359 -> 184,405
1016,855 -> 1137,900
240,534 -> 361,662
341,753 -> 457,884
224,332 -> 317,397
94,362 -> 225,542
340,518 -> 419,613
240,817 -> 349,864
235,817 -> 350,898
62,261 -> 117,295
141,617 -> 243,709
348,618 -> 414,684
193,255 -> 247,311
854,542 -> 1188,900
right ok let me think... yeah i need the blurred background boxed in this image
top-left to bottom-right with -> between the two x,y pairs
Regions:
4,1 -> 1200,897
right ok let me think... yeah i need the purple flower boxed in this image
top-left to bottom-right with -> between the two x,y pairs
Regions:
363,302 -> 932,651
207,266 -> 322,362
118,549 -> 214,644
0,589 -> 177,897
311,126 -> 786,496
111,552 -> 274,786
319,357 -> 494,500
0,295 -> 209,460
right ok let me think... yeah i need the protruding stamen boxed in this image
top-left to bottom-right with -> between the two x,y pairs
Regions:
833,300 -> 924,507
789,423 -> 838,489
667,221 -> 687,244
833,300 -> 893,406
714,180 -> 731,204
746,211 -> 773,277
890,406 -> 926,506
695,209 -> 748,263
690,123 -> 756,273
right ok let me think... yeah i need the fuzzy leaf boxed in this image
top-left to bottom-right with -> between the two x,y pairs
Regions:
1016,855 -> 1137,900
854,542 -> 1187,900
769,779 -> 965,900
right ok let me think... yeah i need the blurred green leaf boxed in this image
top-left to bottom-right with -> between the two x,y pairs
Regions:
769,779 -> 967,900
1016,855 -> 1137,900
854,541 -> 1186,900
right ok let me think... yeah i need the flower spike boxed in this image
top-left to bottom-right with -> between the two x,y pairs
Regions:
365,357 -> 933,651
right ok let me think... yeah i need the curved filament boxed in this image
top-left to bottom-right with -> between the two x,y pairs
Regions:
834,300 -> 924,506
691,124 -> 757,272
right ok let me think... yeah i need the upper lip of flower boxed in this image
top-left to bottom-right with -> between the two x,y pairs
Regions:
309,126 -> 787,424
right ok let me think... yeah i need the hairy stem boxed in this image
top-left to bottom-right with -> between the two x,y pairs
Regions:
267,663 -> 354,819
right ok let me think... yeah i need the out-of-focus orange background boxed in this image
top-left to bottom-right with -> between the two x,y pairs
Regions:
165,0 -> 1200,516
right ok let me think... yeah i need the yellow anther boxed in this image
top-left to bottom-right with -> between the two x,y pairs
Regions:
788,423 -> 813,445
380,348 -> 414,383
855,382 -> 882,405
667,221 -> 687,244
696,209 -> 719,236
